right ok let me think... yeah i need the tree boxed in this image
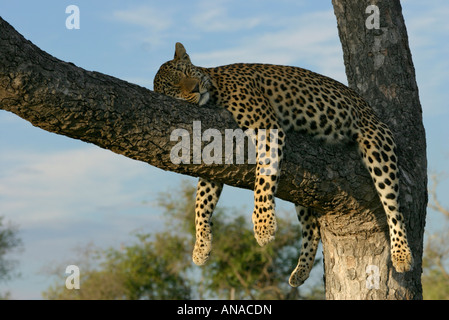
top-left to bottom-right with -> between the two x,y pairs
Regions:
0,217 -> 22,299
43,182 -> 323,300
325,0 -> 426,299
421,174 -> 449,299
42,233 -> 193,300
423,232 -> 449,300
0,0 -> 426,299
158,182 -> 323,300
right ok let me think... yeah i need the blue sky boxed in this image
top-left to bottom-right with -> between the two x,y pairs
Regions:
0,0 -> 448,299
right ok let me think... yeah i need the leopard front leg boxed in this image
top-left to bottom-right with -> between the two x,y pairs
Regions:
289,205 -> 321,287
252,127 -> 285,246
219,85 -> 286,247
192,178 -> 223,265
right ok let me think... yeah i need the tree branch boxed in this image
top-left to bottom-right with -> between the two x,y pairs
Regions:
0,17 -> 379,218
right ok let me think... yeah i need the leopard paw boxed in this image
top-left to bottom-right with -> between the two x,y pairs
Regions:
289,265 -> 310,287
192,239 -> 212,266
391,247 -> 413,273
253,221 -> 277,247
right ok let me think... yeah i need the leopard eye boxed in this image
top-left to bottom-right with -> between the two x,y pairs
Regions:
191,82 -> 200,94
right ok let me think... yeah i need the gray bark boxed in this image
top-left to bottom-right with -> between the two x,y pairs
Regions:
0,0 -> 426,300
327,0 -> 427,299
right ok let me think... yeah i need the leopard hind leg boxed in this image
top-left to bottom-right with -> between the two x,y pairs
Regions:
289,205 -> 321,287
356,124 -> 413,272
192,178 -> 223,265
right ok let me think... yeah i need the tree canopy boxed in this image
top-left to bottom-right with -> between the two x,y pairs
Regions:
42,182 -> 324,300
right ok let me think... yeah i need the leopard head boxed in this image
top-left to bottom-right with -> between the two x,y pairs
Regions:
154,42 -> 211,106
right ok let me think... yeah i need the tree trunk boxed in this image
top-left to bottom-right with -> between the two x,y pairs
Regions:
0,0 -> 426,300
325,0 -> 427,299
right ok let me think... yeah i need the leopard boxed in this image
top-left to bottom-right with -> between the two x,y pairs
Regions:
153,42 -> 413,287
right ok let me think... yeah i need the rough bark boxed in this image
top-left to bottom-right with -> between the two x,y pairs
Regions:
0,0 -> 426,300
327,0 -> 427,299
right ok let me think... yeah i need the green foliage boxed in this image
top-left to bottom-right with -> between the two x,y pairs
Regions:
43,233 -> 193,300
0,217 -> 21,281
0,216 -> 22,299
104,233 -> 193,300
202,212 -> 302,299
42,181 -> 324,300
422,232 -> 449,300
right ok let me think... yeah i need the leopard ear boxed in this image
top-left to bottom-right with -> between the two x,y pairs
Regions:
174,42 -> 191,62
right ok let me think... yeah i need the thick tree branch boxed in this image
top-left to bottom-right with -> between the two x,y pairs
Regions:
0,17 -> 378,217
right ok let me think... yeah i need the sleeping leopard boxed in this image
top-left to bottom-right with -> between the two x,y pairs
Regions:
153,42 -> 412,286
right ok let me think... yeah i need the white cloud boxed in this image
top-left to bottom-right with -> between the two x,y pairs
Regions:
108,2 -> 346,83
111,4 -> 175,49
0,144 -> 174,299
0,146 -> 159,230
190,1 -> 263,32
192,10 -> 346,82
112,5 -> 172,31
